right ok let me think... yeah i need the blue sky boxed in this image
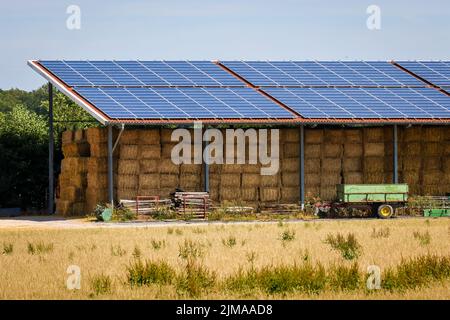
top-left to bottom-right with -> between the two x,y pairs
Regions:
1,0 -> 449,91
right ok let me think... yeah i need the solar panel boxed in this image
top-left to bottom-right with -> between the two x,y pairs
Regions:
74,86 -> 294,120
264,87 -> 450,119
221,61 -> 425,87
39,60 -> 244,87
396,61 -> 450,87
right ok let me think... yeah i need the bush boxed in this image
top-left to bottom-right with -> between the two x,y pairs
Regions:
90,274 -> 112,296
127,259 -> 176,286
324,233 -> 362,260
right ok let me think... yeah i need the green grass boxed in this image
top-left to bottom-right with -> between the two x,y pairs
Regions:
324,233 -> 362,261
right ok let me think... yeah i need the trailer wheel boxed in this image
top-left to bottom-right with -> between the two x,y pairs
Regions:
377,204 -> 394,219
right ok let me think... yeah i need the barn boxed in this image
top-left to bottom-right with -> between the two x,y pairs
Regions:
28,60 -> 450,215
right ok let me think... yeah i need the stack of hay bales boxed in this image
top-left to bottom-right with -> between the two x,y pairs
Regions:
420,127 -> 445,195
443,128 -> 450,194
401,126 -> 422,195
159,128 -> 181,197
57,129 -> 89,216
117,130 -> 140,201
138,129 -> 162,197
280,129 -> 299,203
320,129 -> 343,200
304,129 -> 321,198
85,127 -> 110,213
363,127 -> 386,184
343,129 -> 363,184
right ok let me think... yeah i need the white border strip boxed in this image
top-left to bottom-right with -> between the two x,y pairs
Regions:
27,60 -> 108,124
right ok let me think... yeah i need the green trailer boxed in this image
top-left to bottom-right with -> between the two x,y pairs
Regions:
336,184 -> 409,218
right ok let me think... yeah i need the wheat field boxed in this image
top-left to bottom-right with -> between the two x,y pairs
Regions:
0,217 -> 449,299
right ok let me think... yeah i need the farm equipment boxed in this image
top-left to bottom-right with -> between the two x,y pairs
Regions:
413,196 -> 450,217
331,184 -> 409,219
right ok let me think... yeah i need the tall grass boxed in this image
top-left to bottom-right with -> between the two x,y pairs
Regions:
27,242 -> 54,255
324,233 -> 361,260
127,259 -> 175,286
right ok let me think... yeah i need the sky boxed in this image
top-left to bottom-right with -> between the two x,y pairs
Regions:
1,0 -> 449,91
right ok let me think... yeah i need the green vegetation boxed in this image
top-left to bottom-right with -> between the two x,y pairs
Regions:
324,233 -> 362,261
27,242 -> 54,255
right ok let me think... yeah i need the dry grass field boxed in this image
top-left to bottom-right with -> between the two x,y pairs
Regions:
0,217 -> 450,299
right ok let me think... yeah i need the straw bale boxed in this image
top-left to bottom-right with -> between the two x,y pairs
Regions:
120,130 -> 139,144
344,144 -> 363,157
117,174 -> 138,189
260,187 -> 279,202
88,157 -> 108,173
61,158 -> 88,173
242,174 -> 260,188
242,164 -> 261,173
71,202 -> 85,216
222,164 -> 243,173
408,185 -> 421,196
344,172 -> 363,184
56,200 -> 71,216
62,130 -> 73,144
403,171 -> 420,184
86,127 -> 108,144
305,129 -> 323,144
210,164 -> 222,174
180,174 -> 201,189
403,142 -> 421,156
324,129 -> 344,144
422,170 -> 442,185
283,129 -> 300,142
139,129 -> 160,145
59,172 -> 87,187
402,157 -> 421,171
139,159 -> 159,173
139,174 -> 160,189
241,188 -> 258,201
282,172 -> 299,187
137,188 -> 160,197
282,158 -> 299,173
305,144 -> 321,158
60,186 -> 85,202
444,142 -> 450,156
423,185 -> 441,196
365,127 -> 384,142
120,144 -> 139,160
209,176 -> 220,188
321,158 -> 341,173
284,143 -> 299,158
323,144 -> 343,158
209,187 -> 220,201
343,157 -> 362,172
422,142 -> 441,156
118,160 -> 139,175
363,157 -> 384,173
345,129 -> 363,143
305,159 -> 320,173
280,187 -> 298,202
443,158 -> 450,172
305,173 -> 320,187
90,143 -> 108,158
363,172 -> 385,184
364,143 -> 384,157
160,174 -> 179,188
139,145 -> 161,159
161,129 -> 175,143
181,164 -> 202,174
117,188 -> 138,200
162,143 -> 178,158
422,127 -> 443,142
403,127 -> 422,142
62,142 -> 90,157
320,173 -> 341,187
221,187 -> 241,201
159,160 -> 179,174
423,157 -> 441,171
306,186 -> 320,198
260,174 -> 279,187
220,173 -> 241,187
87,172 -> 108,189
320,186 -> 337,201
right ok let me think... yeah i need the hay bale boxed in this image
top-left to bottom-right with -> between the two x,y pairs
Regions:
139,129 -> 160,145
422,142 -> 441,156
403,171 -> 420,184
86,127 -> 108,144
221,173 -> 241,187
403,127 -> 422,142
61,158 -> 88,173
117,188 -> 138,200
221,187 -> 241,201
305,129 -> 323,144
60,186 -> 84,202
322,158 -> 341,173
59,172 -> 87,187
324,144 -> 343,158
180,174 -> 201,189
443,158 -> 450,172
160,174 -> 179,188
284,143 -> 299,157
241,188 -> 258,201
221,164 -> 243,173
139,174 -> 160,189
90,143 -> 108,158
159,160 -> 179,174
282,158 -> 299,173
161,129 -> 174,143
181,164 -> 202,174
242,164 -> 261,173
260,187 -> 279,202
242,174 -> 260,187
118,160 -> 139,175
443,142 -> 450,156
365,127 -> 384,142
363,157 -> 384,173
423,127 -> 443,142
306,186 -> 320,198
345,129 -> 362,143
344,144 -> 363,157
162,143 -> 177,158
305,173 -> 320,187
305,159 -> 320,173
403,157 -> 421,171
117,174 -> 138,189
344,172 -> 363,184
120,130 -> 139,144
343,157 -> 362,172
364,143 -> 384,157
209,187 -> 220,201
73,129 -> 85,142
364,172 -> 385,184
320,173 -> 341,187
282,172 -> 299,187
320,186 -> 337,201
209,164 -> 221,174
324,129 -> 344,144
88,157 -> 108,173
305,144 -> 321,158
87,172 -> 108,189
423,157 -> 441,171
209,176 -> 220,188
423,170 -> 442,185
280,187 -> 298,202
140,159 -> 159,173
56,200 -> 71,215
120,145 -> 139,159
62,130 -> 73,144
283,129 -> 300,142
139,145 -> 161,159
403,142 -> 421,156
62,142 -> 90,157
261,174 -> 279,187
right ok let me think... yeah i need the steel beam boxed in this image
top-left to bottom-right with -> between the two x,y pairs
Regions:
393,124 -> 398,183
300,125 -> 305,209
48,83 -> 54,214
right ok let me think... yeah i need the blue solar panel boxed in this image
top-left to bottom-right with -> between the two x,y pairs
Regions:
396,61 -> 450,87
74,87 -> 294,120
39,60 -> 244,87
221,61 -> 425,87
264,87 -> 450,119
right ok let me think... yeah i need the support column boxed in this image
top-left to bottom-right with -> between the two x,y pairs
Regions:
300,125 -> 305,209
107,125 -> 114,207
48,83 -> 54,214
393,124 -> 398,184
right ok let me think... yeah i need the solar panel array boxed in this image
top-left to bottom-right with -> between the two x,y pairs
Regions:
396,61 -> 450,88
35,60 -> 450,121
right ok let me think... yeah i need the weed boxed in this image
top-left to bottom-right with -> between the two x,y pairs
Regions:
413,230 -> 431,246
371,227 -> 391,239
127,259 -> 175,286
90,274 -> 112,296
328,263 -> 361,291
167,228 -> 174,235
175,228 -> 183,236
110,245 -> 126,257
27,242 -> 54,255
132,246 -> 142,259
324,233 -> 362,261
2,243 -> 13,255
277,220 -> 284,227
192,227 -> 206,234
245,251 -> 257,268
280,229 -> 296,246
150,239 -> 166,250
222,236 -> 237,248
112,206 -> 137,222
178,240 -> 205,261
